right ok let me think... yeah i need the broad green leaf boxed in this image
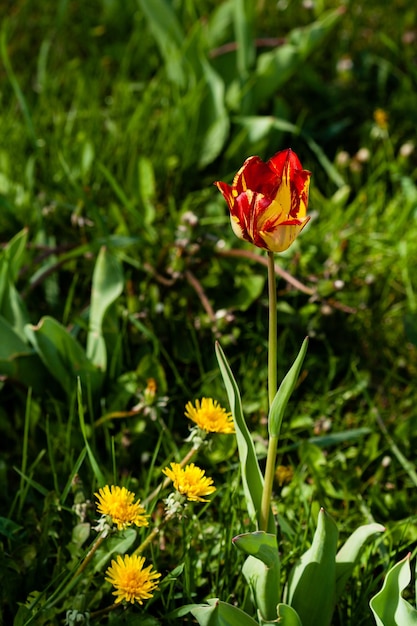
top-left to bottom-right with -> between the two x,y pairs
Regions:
0,230 -> 30,336
138,155 -> 157,236
139,0 -> 229,166
206,0 -> 234,49
77,379 -> 106,486
138,0 -> 187,87
287,508 -> 338,626
215,342 -> 274,533
25,316 -> 103,396
370,554 -> 417,626
86,246 -> 124,370
13,604 -> 32,626
234,0 -> 255,78
197,57 -> 230,168
0,314 -> 48,391
92,528 -> 137,571
269,337 -> 308,438
252,9 -> 343,107
0,516 -> 22,539
1,227 -> 28,281
234,532 -> 280,622
233,531 -> 279,568
335,523 -> 385,600
277,604 -> 303,626
0,313 -> 30,359
190,598 -> 259,626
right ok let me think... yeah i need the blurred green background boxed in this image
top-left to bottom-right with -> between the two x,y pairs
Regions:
1,0 -> 417,623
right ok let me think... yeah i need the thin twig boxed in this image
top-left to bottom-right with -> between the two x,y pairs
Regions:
216,247 -> 357,314
216,247 -> 314,295
185,269 -> 217,325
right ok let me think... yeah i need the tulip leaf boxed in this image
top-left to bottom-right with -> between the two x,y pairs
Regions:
234,532 -> 280,622
286,507 -> 338,626
269,337 -> 308,438
196,57 -> 230,169
25,316 -> 103,397
86,246 -> 124,371
370,554 -> 417,626
139,0 -> 229,167
277,604 -> 303,626
252,9 -> 343,107
189,598 -> 259,626
0,228 -> 30,337
0,314 -> 48,392
233,531 -> 279,568
233,0 -> 255,78
335,523 -> 385,601
215,341 -> 275,533
138,0 -> 186,87
0,313 -> 31,358
0,227 -> 28,282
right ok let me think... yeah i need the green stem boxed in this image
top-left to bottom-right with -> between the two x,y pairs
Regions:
90,602 -> 120,620
133,525 -> 160,556
142,445 -> 199,506
260,251 -> 278,531
267,251 -> 277,407
260,435 -> 278,531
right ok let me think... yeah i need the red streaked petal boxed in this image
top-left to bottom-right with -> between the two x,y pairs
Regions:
233,191 -> 272,249
214,181 -> 236,211
215,148 -> 311,253
268,149 -> 302,176
260,217 -> 311,253
233,156 -> 280,198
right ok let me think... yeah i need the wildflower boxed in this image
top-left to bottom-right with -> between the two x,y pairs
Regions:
95,485 -> 149,531
132,378 -> 168,422
373,108 -> 388,130
185,398 -> 235,434
215,148 -> 311,253
399,142 -> 414,158
355,147 -> 370,163
105,554 -> 161,604
162,463 -> 216,502
275,465 -> 294,486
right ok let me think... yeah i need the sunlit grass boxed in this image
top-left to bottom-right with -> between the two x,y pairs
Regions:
0,0 -> 416,623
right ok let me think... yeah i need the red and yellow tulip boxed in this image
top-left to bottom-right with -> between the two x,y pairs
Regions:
215,149 -> 311,253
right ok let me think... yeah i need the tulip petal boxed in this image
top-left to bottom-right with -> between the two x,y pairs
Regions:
261,217 -> 310,253
268,148 -> 303,175
215,148 -> 311,253
234,156 -> 280,198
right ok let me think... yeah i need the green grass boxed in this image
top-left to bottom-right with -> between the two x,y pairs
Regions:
1,0 -> 417,624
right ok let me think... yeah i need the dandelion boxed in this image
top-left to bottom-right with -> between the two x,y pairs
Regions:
373,108 -> 388,130
95,485 -> 149,531
275,465 -> 294,486
185,398 -> 235,434
162,463 -> 216,502
105,554 -> 161,604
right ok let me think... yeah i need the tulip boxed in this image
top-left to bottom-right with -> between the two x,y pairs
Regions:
215,149 -> 311,253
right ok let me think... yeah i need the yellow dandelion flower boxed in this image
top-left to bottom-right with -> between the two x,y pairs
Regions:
275,464 -> 294,486
162,462 -> 216,502
374,108 -> 389,130
185,398 -> 235,434
95,485 -> 149,530
105,554 -> 161,604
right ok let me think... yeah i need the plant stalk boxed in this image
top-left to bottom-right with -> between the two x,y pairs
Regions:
267,251 -> 278,407
260,251 -> 278,531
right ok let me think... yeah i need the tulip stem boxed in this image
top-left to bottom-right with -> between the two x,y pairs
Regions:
260,251 -> 278,532
267,251 -> 278,407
